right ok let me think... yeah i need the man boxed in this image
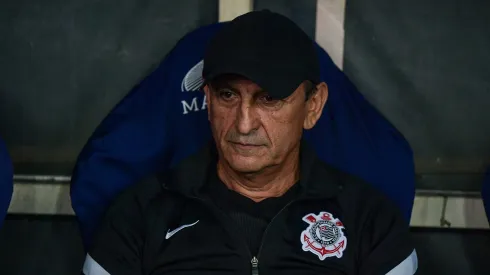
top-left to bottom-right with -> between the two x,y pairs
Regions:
83,10 -> 417,275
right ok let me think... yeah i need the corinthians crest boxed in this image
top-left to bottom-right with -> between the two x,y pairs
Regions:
301,212 -> 347,260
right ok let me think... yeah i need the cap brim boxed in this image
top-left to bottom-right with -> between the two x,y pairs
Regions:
203,65 -> 304,100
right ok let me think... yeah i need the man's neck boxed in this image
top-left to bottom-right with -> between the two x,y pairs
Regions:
217,151 -> 300,202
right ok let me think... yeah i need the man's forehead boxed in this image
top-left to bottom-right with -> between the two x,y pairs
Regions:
208,74 -> 262,89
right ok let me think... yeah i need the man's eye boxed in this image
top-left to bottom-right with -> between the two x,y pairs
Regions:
263,95 -> 274,102
218,89 -> 235,100
259,94 -> 278,104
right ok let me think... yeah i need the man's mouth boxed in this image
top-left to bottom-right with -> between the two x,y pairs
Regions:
230,142 -> 263,148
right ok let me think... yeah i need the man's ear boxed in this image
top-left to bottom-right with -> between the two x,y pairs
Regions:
303,82 -> 328,130
203,84 -> 211,121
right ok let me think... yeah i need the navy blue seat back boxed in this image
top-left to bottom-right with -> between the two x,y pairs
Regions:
71,23 -> 415,248
482,168 -> 490,221
0,137 -> 13,228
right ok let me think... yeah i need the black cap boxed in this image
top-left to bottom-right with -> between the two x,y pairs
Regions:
203,10 -> 320,99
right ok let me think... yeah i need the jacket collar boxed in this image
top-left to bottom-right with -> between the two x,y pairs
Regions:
159,140 -> 343,199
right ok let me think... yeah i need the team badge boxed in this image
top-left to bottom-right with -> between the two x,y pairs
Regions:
301,212 -> 347,260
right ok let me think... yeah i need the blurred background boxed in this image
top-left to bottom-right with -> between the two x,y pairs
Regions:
0,0 -> 489,274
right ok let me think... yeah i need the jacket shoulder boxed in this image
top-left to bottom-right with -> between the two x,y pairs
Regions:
103,173 -> 183,219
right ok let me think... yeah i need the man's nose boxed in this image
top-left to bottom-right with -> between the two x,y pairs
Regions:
235,102 -> 260,134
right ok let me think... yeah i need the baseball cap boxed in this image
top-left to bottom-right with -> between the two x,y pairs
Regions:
202,10 -> 320,100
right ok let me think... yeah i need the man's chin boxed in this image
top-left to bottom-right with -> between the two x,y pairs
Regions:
227,156 -> 267,174
229,143 -> 266,156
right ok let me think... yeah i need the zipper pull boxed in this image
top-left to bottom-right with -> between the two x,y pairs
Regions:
251,256 -> 259,275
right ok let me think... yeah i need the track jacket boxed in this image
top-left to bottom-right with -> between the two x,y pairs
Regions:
83,143 -> 417,275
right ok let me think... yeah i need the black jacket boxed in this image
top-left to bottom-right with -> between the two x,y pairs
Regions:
83,144 -> 417,275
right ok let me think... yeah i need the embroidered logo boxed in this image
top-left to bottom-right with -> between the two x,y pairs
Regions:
301,212 -> 347,260
165,220 -> 199,240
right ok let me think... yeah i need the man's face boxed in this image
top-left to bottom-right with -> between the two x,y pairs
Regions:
204,75 -> 327,174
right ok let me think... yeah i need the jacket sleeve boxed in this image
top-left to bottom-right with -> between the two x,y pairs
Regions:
358,195 -> 418,275
82,177 -> 162,275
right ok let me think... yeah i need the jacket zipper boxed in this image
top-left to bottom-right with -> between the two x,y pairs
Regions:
182,195 -> 257,267
251,256 -> 259,275
167,187 -> 305,275
249,199 -> 300,275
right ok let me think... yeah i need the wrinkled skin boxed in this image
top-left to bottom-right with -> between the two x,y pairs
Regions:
204,74 -> 328,182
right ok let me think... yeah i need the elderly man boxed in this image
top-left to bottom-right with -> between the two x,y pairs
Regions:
83,10 -> 417,275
